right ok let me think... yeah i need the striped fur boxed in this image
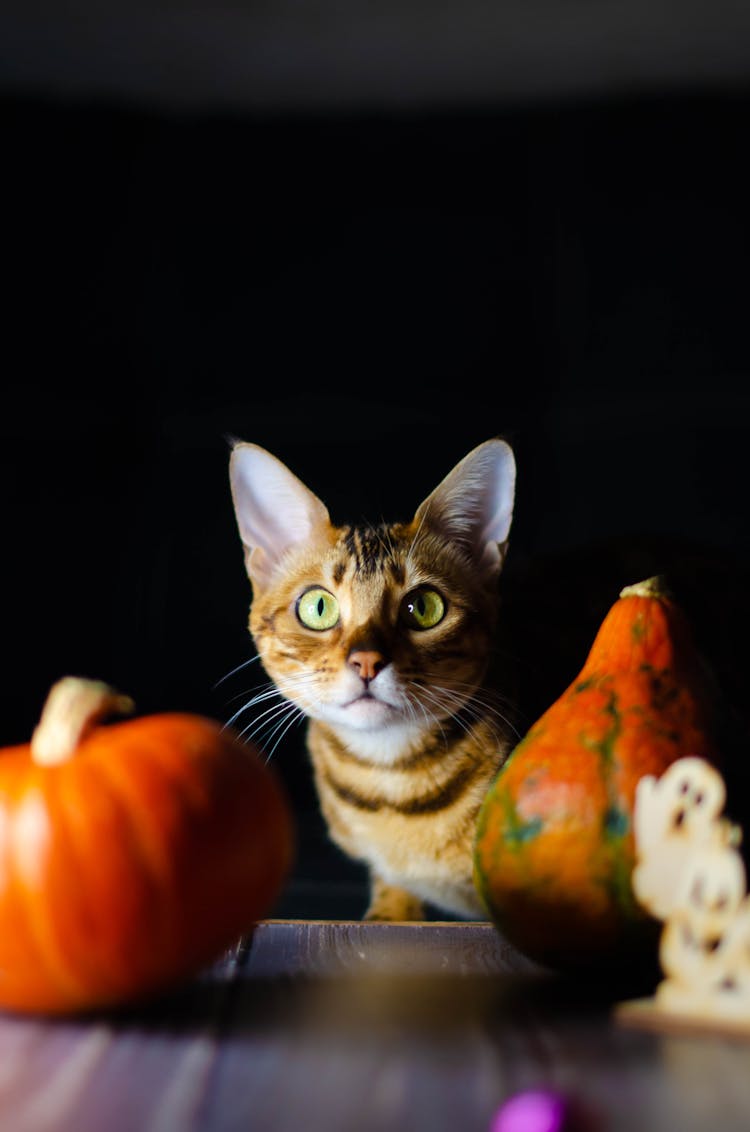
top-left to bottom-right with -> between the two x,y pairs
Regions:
229,439 -> 517,920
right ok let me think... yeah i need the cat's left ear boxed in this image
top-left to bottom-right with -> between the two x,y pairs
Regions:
229,442 -> 332,590
414,438 -> 516,577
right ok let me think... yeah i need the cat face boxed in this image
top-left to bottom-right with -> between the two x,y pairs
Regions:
229,439 -> 516,754
247,519 -> 501,739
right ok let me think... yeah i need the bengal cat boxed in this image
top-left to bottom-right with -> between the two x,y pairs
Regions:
228,438 -> 517,920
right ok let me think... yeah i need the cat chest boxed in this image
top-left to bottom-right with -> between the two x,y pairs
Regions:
309,741 -> 488,864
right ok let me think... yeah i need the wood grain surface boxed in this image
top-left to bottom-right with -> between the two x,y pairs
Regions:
1,921 -> 749,1132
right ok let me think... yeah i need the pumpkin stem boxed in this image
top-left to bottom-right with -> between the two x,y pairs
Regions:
619,575 -> 671,601
30,676 -> 135,767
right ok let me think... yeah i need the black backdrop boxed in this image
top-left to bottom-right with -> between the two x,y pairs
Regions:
4,88 -> 750,913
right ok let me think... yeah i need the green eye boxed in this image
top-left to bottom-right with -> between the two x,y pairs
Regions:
296,587 -> 340,631
401,587 -> 445,630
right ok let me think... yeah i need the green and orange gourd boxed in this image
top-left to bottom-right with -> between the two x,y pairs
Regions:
474,576 -> 728,971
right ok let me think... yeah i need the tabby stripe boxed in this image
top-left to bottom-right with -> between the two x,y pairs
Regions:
322,761 -> 478,816
388,559 -> 406,585
343,524 -> 392,578
323,773 -> 380,812
343,526 -> 362,574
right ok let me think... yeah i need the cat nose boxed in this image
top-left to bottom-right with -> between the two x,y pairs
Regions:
348,649 -> 387,684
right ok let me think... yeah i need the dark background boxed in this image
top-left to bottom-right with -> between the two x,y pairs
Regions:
4,7 -> 750,915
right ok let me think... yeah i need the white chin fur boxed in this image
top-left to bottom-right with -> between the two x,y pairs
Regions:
328,715 -> 427,765
300,670 -> 440,763
311,692 -> 426,765
331,697 -> 400,730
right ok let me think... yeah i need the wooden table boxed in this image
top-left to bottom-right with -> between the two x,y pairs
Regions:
1,920 -> 749,1132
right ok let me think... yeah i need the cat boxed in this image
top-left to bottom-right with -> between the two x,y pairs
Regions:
228,438 -> 517,920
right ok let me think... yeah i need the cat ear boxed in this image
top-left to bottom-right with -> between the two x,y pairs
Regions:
229,442 -> 331,589
414,438 -> 516,576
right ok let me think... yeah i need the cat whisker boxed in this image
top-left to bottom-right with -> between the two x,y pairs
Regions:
410,682 -> 518,767
406,685 -> 470,755
406,687 -> 446,743
466,696 -> 522,742
226,669 -> 322,759
224,682 -> 287,730
241,704 -> 286,745
432,679 -> 523,741
410,679 -> 473,718
258,704 -> 308,764
398,687 -> 458,796
237,692 -> 304,749
276,673 -> 331,716
413,693 -> 483,805
213,654 -> 263,689
246,671 -> 320,714
418,687 -> 477,742
235,695 -> 294,739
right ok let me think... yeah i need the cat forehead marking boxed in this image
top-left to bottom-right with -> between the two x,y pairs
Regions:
335,524 -> 407,584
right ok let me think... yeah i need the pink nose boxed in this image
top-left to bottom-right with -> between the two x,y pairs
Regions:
348,650 -> 387,683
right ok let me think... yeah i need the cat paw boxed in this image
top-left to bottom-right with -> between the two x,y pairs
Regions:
365,880 -> 425,921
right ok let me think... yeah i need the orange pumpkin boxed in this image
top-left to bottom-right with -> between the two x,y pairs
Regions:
473,576 -> 725,972
0,677 -> 294,1015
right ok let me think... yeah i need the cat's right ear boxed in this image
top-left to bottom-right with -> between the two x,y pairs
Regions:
229,443 -> 331,590
414,437 -> 516,578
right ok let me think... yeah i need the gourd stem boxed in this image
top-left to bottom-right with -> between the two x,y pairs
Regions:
619,575 -> 670,601
30,676 -> 135,767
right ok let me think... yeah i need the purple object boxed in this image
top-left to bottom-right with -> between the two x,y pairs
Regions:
490,1090 -> 568,1132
